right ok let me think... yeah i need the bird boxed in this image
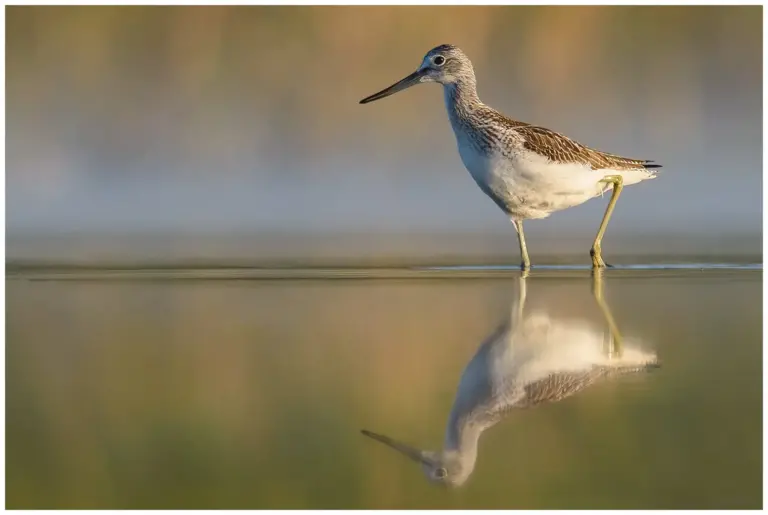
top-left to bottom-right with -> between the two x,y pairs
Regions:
359,44 -> 661,270
360,271 -> 659,488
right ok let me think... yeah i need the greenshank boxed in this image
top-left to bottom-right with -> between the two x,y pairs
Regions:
360,44 -> 661,269
361,272 -> 659,487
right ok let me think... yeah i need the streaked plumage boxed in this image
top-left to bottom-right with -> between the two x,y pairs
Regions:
360,44 -> 661,268
361,274 -> 659,488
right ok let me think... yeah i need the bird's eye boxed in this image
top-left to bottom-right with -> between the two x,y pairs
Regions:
435,467 -> 447,479
433,55 -> 446,66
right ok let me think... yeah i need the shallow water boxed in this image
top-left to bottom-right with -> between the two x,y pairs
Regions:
5,267 -> 763,509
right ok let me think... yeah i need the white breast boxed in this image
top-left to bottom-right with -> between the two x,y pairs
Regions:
489,312 -> 656,391
454,134 -> 516,207
455,136 -> 610,219
455,134 -> 494,183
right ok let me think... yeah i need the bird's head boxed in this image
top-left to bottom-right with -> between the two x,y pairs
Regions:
359,44 -> 475,104
360,429 -> 474,487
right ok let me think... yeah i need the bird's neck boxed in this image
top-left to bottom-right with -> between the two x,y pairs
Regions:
443,78 -> 482,126
444,415 -> 484,471
443,78 -> 487,151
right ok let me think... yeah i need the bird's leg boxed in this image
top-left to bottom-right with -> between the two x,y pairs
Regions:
514,271 -> 528,323
592,269 -> 623,358
511,219 -> 531,270
591,175 -> 624,268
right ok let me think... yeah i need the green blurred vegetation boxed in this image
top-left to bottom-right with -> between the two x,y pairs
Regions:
6,271 -> 762,508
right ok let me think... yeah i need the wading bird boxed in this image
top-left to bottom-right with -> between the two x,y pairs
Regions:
360,272 -> 659,487
360,45 -> 661,269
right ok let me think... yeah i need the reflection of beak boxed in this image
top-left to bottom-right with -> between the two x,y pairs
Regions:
359,69 -> 427,104
360,429 -> 432,466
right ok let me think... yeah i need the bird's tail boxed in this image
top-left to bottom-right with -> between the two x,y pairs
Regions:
641,160 -> 663,170
607,354 -> 661,375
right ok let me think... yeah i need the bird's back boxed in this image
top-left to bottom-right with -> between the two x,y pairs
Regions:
454,104 -> 661,174
447,103 -> 660,219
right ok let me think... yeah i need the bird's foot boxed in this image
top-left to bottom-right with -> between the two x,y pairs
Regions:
590,247 -> 607,268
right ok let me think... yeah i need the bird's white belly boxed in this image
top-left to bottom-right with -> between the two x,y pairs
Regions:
489,312 -> 657,393
457,144 -> 605,220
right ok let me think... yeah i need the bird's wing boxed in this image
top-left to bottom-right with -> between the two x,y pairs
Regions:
515,362 -> 659,408
515,125 -> 661,171
464,362 -> 658,430
518,369 -> 612,407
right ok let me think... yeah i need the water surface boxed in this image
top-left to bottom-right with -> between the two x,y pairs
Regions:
6,267 -> 762,508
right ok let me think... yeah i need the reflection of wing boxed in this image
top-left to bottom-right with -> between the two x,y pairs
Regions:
516,364 -> 655,408
449,298 -> 661,435
473,362 -> 659,425
473,310 -> 659,419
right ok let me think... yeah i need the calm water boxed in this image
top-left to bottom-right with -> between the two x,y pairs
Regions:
6,267 -> 762,509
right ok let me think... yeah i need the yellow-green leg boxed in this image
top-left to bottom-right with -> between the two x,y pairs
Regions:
514,271 -> 528,323
591,175 -> 624,268
512,220 -> 531,270
592,269 -> 623,358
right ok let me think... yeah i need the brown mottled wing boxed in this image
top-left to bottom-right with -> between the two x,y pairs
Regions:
517,125 -> 661,171
518,369 -> 613,407
463,373 -> 600,427
466,363 -> 658,428
516,363 -> 658,408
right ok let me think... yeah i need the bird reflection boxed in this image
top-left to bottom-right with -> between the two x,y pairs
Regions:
361,270 -> 659,487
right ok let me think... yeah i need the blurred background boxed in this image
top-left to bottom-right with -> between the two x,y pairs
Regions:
5,7 -> 763,509
5,5 -> 762,265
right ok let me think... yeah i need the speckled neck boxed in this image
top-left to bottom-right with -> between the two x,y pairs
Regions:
445,416 -> 481,450
443,77 -> 482,126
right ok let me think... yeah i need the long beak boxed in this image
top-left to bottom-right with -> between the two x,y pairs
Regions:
360,429 -> 432,465
359,69 -> 426,104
